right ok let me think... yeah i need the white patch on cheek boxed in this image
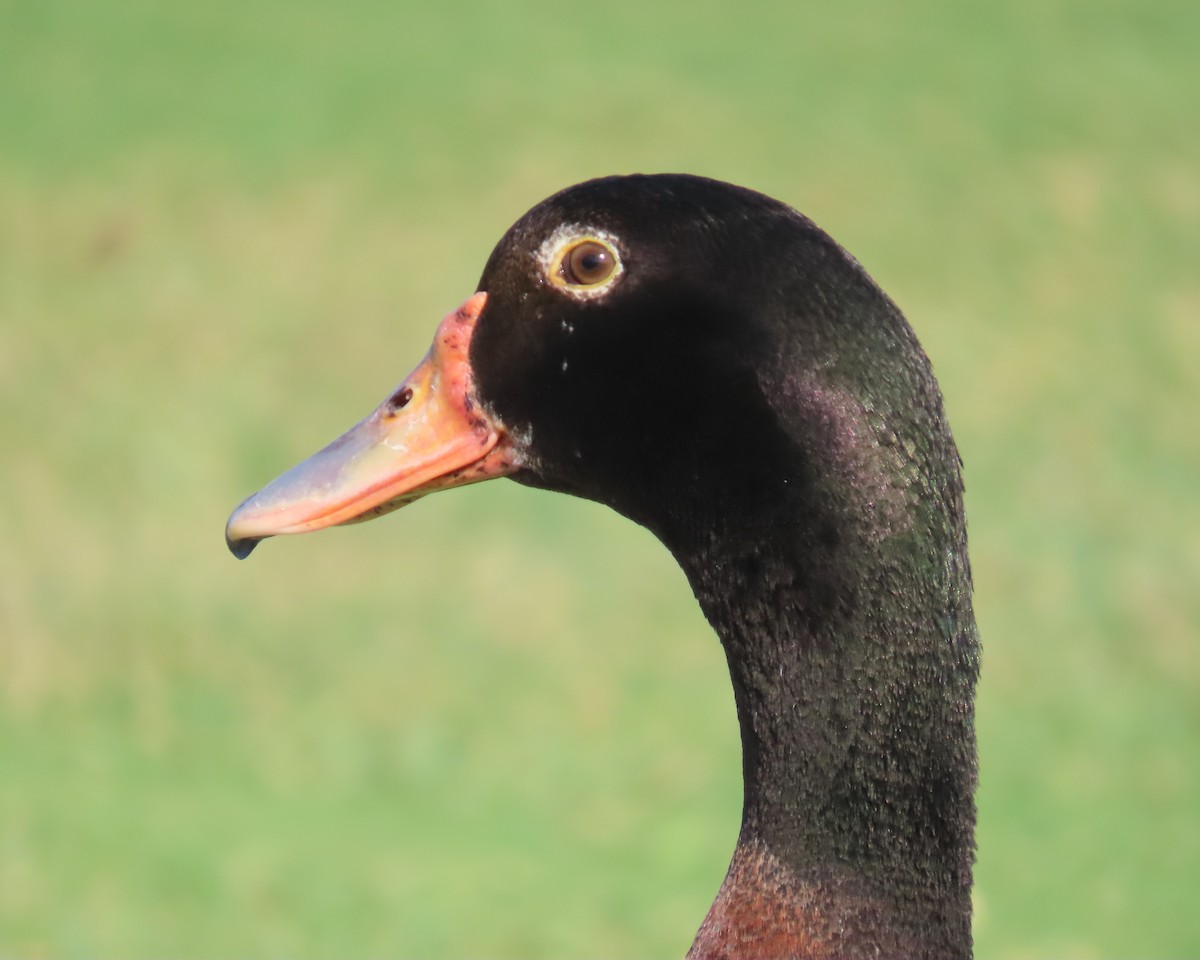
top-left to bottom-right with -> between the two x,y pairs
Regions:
507,422 -> 537,470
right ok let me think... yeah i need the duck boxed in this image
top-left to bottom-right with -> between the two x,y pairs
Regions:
226,174 -> 979,959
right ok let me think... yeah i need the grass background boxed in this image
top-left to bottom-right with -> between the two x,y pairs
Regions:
2,0 -> 1197,956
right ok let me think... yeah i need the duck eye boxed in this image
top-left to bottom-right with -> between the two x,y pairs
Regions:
541,231 -> 623,298
560,239 -> 618,287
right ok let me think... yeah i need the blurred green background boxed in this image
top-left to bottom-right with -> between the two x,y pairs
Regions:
2,0 -> 1197,956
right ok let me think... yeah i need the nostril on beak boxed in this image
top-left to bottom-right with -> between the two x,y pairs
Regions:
388,386 -> 414,411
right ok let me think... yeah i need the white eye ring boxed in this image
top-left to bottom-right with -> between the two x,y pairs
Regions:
536,225 -> 624,301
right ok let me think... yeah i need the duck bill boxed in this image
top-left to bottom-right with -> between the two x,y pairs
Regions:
225,292 -> 515,559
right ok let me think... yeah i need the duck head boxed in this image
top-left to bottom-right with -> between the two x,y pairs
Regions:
226,174 -> 979,959
229,176 -> 929,565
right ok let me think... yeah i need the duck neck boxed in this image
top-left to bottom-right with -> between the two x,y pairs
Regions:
676,497 -> 978,959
